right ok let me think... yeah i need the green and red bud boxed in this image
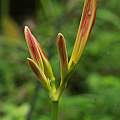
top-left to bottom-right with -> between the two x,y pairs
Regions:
40,48 -> 55,82
24,26 -> 44,70
57,33 -> 68,81
24,26 -> 55,91
69,0 -> 97,69
27,58 -> 51,91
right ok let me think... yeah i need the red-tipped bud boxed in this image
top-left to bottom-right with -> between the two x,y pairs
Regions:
24,26 -> 55,82
57,33 -> 68,80
24,26 -> 44,70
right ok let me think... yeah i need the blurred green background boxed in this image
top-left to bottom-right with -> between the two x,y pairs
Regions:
0,0 -> 120,120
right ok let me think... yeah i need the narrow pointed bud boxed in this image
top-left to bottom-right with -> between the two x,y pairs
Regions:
27,58 -> 51,91
69,0 -> 97,69
57,33 -> 68,80
38,47 -> 55,81
24,26 -> 44,70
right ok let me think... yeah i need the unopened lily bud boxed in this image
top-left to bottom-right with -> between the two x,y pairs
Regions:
69,0 -> 96,69
57,33 -> 68,80
24,26 -> 55,85
39,48 -> 55,81
27,58 -> 51,91
24,26 -> 44,70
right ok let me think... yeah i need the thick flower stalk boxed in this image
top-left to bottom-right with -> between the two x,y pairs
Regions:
24,0 -> 96,120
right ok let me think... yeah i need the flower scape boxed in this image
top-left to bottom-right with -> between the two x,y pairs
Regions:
24,0 -> 96,119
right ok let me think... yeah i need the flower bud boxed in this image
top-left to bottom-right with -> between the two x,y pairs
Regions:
57,33 -> 68,81
24,26 -> 44,70
69,0 -> 97,69
27,58 -> 51,91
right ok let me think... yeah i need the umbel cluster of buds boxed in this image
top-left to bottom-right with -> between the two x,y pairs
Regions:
24,0 -> 96,102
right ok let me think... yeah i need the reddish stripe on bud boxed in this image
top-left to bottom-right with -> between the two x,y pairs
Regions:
57,33 -> 68,68
89,6 -> 96,36
69,0 -> 96,68
24,26 -> 42,65
57,33 -> 68,81
80,0 -> 96,37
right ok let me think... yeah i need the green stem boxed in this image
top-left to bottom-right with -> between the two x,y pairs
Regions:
51,100 -> 59,120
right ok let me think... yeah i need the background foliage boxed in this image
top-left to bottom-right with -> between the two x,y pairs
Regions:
0,0 -> 120,120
